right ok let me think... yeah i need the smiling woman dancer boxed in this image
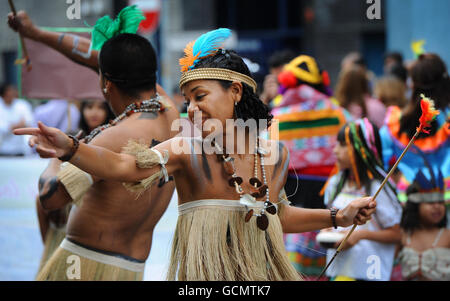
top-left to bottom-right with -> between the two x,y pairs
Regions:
16,29 -> 376,281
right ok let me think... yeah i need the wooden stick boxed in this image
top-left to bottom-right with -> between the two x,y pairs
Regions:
317,130 -> 420,279
8,0 -> 32,71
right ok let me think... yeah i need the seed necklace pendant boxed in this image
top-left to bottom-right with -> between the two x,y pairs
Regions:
214,137 -> 277,231
84,93 -> 164,144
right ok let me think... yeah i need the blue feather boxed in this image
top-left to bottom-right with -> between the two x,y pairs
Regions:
191,28 -> 231,69
415,171 -> 433,190
437,170 -> 444,190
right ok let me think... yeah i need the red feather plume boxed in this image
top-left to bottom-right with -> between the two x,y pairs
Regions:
417,94 -> 440,134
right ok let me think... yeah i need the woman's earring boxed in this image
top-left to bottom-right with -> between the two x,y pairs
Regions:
234,101 -> 241,120
103,88 -> 107,94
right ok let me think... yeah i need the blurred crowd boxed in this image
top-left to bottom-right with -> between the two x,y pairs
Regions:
0,84 -> 115,156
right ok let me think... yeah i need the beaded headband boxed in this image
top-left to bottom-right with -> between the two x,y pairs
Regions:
179,68 -> 257,93
178,28 -> 257,93
408,191 -> 444,203
406,160 -> 445,204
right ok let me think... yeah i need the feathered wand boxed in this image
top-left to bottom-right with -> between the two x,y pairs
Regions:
318,94 -> 440,279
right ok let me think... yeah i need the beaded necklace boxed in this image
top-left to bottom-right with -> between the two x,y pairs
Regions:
213,138 -> 277,231
84,93 -> 164,144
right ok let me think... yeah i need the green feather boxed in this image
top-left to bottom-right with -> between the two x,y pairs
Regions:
91,5 -> 145,51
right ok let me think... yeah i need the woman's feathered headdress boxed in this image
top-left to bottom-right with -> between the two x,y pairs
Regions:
179,28 -> 231,72
178,28 -> 257,92
408,167 -> 445,203
91,5 -> 145,51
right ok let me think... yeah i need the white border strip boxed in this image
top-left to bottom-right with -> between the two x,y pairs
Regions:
60,239 -> 145,273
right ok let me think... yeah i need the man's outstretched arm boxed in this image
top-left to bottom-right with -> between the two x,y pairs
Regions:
8,10 -> 99,72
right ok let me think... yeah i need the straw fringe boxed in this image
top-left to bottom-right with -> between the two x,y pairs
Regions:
167,202 -> 302,281
121,140 -> 164,196
36,226 -> 66,276
36,247 -> 143,281
57,163 -> 93,206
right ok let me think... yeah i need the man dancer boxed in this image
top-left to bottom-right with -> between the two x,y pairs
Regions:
8,8 -> 179,280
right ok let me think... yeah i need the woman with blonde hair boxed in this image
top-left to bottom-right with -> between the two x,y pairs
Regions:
375,76 -> 408,108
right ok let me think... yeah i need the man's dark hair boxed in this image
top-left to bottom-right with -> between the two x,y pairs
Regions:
195,49 -> 273,130
268,49 -> 296,70
99,33 -> 157,98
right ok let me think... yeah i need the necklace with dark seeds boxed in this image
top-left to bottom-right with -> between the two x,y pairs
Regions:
213,138 -> 277,231
84,94 -> 164,144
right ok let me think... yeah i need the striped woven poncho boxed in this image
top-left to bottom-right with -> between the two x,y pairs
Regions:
271,84 -> 352,179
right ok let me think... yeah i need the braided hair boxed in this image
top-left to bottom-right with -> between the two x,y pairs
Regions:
330,118 -> 397,202
194,49 -> 273,131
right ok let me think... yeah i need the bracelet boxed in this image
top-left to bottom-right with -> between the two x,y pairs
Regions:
58,135 -> 80,162
57,33 -> 66,45
330,207 -> 339,229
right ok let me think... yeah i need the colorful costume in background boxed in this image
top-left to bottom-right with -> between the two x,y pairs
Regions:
271,55 -> 351,279
398,170 -> 450,281
379,105 -> 450,225
272,84 -> 351,184
271,55 -> 352,206
399,229 -> 450,281
323,119 -> 402,281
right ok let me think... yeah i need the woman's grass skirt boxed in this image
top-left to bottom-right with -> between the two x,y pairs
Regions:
168,200 -> 302,281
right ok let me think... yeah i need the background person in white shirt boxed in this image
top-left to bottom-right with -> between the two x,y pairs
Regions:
0,84 -> 34,156
321,119 -> 402,281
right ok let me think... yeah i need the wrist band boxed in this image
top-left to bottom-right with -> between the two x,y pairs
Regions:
330,207 -> 339,229
71,35 -> 92,59
57,33 -> 65,45
58,135 -> 80,162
